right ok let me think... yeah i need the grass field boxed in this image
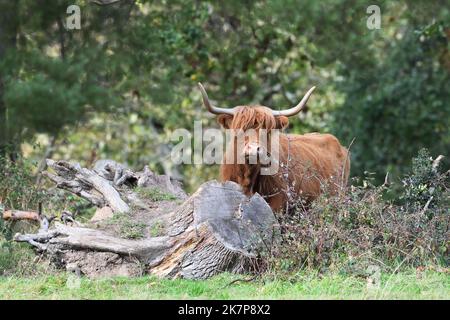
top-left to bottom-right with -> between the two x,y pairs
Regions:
0,269 -> 448,300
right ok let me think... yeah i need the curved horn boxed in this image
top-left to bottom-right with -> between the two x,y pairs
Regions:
272,86 -> 316,117
198,83 -> 235,115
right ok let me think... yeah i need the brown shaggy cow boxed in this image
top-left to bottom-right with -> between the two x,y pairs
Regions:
198,83 -> 350,212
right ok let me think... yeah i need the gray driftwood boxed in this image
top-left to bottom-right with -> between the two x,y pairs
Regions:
13,160 -> 277,279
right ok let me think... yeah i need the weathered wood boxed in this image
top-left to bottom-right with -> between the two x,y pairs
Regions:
15,223 -> 172,261
148,181 -> 277,279
3,209 -> 40,221
44,159 -> 130,213
14,160 -> 277,279
2,208 -> 56,232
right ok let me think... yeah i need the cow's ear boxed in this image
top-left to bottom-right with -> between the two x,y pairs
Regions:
275,116 -> 289,130
217,114 -> 233,129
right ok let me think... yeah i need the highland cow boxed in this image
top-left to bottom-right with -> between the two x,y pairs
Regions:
198,83 -> 350,212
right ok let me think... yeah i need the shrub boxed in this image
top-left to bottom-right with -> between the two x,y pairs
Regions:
0,156 -> 54,276
399,149 -> 449,219
264,149 -> 449,277
0,156 -> 45,212
0,156 -> 46,243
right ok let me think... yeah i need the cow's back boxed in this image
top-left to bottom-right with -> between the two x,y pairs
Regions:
285,132 -> 350,196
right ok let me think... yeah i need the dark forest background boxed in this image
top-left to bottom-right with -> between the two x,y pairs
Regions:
0,0 -> 449,191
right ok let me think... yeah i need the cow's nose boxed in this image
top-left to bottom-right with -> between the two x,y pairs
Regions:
243,143 -> 260,158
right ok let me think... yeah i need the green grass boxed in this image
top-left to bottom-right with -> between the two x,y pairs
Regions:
105,212 -> 147,239
149,221 -> 164,237
135,187 -> 177,202
0,269 -> 448,299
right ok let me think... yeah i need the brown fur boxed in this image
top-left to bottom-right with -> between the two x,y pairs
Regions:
218,106 -> 350,212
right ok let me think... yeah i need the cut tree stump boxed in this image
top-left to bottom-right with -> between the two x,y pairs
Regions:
13,159 -> 278,279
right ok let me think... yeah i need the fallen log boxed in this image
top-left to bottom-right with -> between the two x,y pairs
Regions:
13,160 -> 278,279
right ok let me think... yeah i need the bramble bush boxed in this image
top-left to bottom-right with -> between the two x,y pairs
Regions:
265,149 -> 449,277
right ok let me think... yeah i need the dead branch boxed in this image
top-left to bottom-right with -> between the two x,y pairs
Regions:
3,209 -> 40,221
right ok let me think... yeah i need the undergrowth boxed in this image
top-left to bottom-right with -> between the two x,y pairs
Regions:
0,156 -> 92,275
263,149 -> 449,278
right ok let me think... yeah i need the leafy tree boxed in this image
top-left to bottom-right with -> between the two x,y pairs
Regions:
332,12 -> 450,181
0,0 -> 132,155
1,0 -> 448,190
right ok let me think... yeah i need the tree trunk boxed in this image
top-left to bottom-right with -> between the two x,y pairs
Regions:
0,1 -> 18,158
13,159 -> 278,279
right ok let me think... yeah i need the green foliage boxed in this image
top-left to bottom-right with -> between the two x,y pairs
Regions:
400,149 -> 449,218
0,155 -> 45,250
0,157 -> 45,211
0,0 -> 446,191
332,17 -> 450,182
0,0 -> 121,148
0,156 -> 53,275
2,52 -> 114,137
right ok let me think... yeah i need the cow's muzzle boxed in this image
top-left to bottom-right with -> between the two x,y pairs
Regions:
243,143 -> 272,166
